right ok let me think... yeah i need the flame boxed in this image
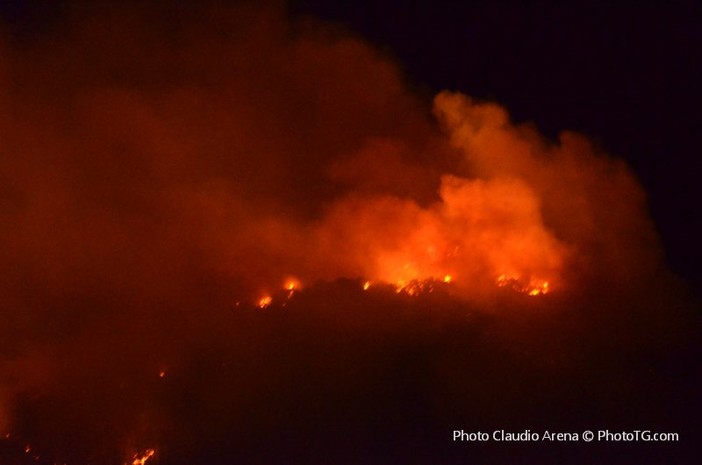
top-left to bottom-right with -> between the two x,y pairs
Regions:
395,279 -> 427,296
284,277 -> 301,292
496,273 -> 550,296
158,370 -> 166,378
359,267 -> 551,299
254,280 -> 305,308
131,449 -> 155,465
394,276 -> 452,296
284,277 -> 302,300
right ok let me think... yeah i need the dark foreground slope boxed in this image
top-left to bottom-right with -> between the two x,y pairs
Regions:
3,278 -> 698,465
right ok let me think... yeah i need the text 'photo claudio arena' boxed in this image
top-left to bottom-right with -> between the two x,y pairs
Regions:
453,429 -> 681,443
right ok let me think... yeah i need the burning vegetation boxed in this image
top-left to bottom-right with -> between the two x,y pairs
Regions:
131,449 -> 155,465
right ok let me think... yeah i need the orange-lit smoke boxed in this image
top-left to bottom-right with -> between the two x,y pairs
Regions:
315,172 -> 565,297
0,3 -> 658,306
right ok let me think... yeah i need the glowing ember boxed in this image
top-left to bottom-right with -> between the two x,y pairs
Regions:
497,274 -> 550,296
131,449 -> 155,465
159,370 -> 166,378
256,296 -> 272,309
443,274 -> 452,283
362,281 -> 371,290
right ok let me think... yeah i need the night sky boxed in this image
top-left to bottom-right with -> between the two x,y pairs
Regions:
0,2 -> 700,464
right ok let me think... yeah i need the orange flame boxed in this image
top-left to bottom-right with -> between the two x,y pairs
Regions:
284,277 -> 301,292
131,448 -> 155,465
497,273 -> 550,296
393,276 -> 453,296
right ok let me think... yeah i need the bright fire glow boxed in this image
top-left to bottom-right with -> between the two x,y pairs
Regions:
284,277 -> 302,300
357,267 -> 551,298
329,173 -> 564,300
497,274 -> 550,296
395,280 -> 425,296
131,449 -> 155,465
284,277 -> 301,291
256,296 -> 272,308
393,276 -> 452,296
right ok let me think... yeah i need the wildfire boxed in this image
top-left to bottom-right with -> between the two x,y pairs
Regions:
496,274 -> 550,296
393,275 -> 454,296
395,279 -> 434,296
284,277 -> 302,300
284,278 -> 301,292
254,278 -> 303,308
131,448 -> 155,465
251,270 -> 551,302
357,269 -> 551,298
358,269 -> 551,298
